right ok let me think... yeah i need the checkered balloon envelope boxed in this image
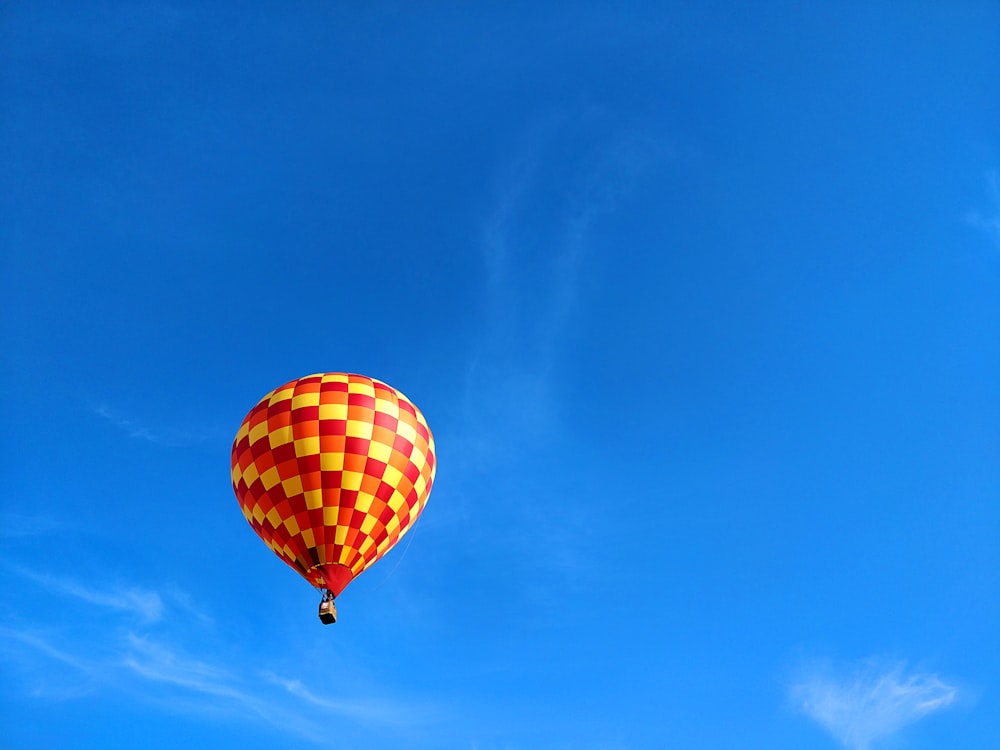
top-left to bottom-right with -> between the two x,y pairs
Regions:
231,373 -> 436,621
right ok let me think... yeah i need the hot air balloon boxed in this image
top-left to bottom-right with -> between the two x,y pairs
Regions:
230,373 -> 436,624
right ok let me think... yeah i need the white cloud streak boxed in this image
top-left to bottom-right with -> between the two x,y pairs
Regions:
265,673 -> 432,726
123,634 -> 243,698
91,403 -> 165,442
89,402 -> 223,447
119,634 -> 333,742
966,169 -> 1000,247
441,119 -> 675,618
0,626 -> 94,674
119,636 -> 436,741
3,565 -> 439,745
790,659 -> 957,750
0,627 -> 102,700
0,512 -> 61,539
11,566 -> 164,622
468,119 -> 670,454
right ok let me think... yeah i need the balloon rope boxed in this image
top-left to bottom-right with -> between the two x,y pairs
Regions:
372,522 -> 419,590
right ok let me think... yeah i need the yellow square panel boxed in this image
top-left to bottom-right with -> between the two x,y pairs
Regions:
320,453 -> 344,471
354,493 -> 374,514
347,380 -> 374,394
252,505 -> 265,524
387,488 -> 410,514
341,471 -> 363,491
269,387 -> 294,406
291,393 -> 320,409
382,465 -> 403,487
323,507 -> 339,525
396,420 -> 417,443
268,426 -> 294,449
373,397 -> 397,413
294,436 -> 320,456
281,475 -> 303,497
240,467 -> 258,489
368,441 -> 392,462
304,489 -> 324,510
249,421 -> 269,444
390,488 -> 412,514
318,403 -> 349,420
345,420 -> 374,439
360,515 -> 377,534
260,466 -> 281,490
301,528 -> 315,547
265,507 -> 283,528
334,525 -> 348,545
284,515 -> 300,536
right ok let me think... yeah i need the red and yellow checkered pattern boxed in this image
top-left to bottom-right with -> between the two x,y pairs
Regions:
230,373 -> 436,597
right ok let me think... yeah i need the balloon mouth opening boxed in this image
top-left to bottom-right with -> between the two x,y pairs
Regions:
310,562 -> 355,598
311,564 -> 353,625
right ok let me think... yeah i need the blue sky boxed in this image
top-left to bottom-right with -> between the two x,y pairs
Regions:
1,2 -> 998,748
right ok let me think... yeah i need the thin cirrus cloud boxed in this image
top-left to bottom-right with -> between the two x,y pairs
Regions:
120,635 -> 444,742
0,626 -> 93,674
10,565 -> 164,622
466,118 -> 670,458
446,122 -> 674,611
965,169 -> 1000,247
90,402 -> 223,447
264,672 -> 436,727
790,658 -> 958,750
478,119 -> 668,369
3,563 -> 440,745
0,512 -> 61,539
9,563 -> 214,627
2,621 -> 427,744
0,626 -> 103,701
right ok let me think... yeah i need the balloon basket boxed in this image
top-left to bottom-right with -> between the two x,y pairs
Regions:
318,590 -> 337,625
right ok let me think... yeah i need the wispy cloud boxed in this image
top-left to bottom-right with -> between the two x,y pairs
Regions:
11,566 -> 164,622
965,169 -> 1000,247
0,626 -> 94,674
92,402 -> 165,442
161,585 -> 215,628
0,512 -> 61,539
467,118 -> 670,455
2,564 -> 443,744
790,658 -> 958,750
266,673 -> 434,726
0,627 -> 101,700
122,636 -> 438,741
442,119 -> 674,622
123,634 -> 239,696
120,634 -> 335,742
89,402 -> 223,446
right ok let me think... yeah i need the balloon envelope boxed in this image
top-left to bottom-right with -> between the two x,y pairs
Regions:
230,373 -> 436,597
